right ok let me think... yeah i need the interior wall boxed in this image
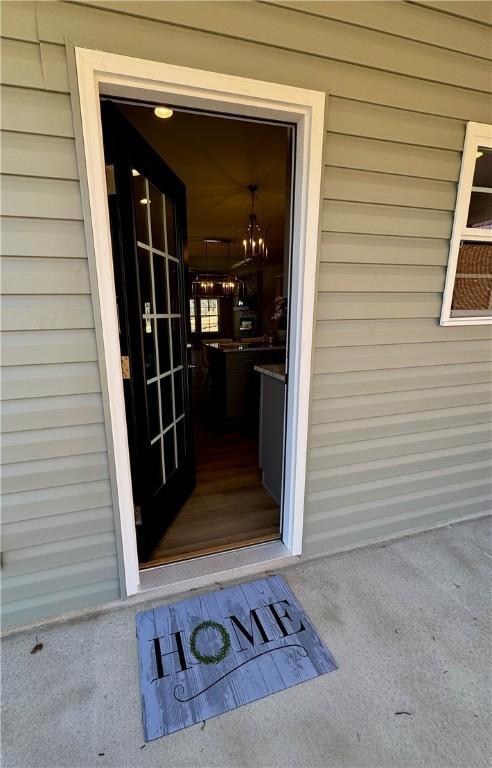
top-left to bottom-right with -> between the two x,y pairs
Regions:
1,0 -> 491,629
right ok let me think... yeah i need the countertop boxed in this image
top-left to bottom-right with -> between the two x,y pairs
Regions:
254,363 -> 286,382
203,340 -> 286,353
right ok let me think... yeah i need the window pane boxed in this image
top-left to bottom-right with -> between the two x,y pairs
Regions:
137,247 -> 152,311
157,319 -> 171,373
467,192 -> 492,229
200,299 -> 219,333
168,258 -> 180,314
451,241 -> 492,316
189,299 -> 196,333
467,148 -> 492,229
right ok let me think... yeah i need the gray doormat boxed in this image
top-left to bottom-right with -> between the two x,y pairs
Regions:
136,575 -> 337,740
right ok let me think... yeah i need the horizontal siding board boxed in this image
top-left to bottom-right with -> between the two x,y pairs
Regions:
307,460 -> 490,512
1,480 -> 113,523
1,423 -> 108,464
39,41 -> 70,92
312,363 -> 492,399
317,293 -> 442,320
271,2 -> 492,59
323,166 -> 457,210
327,97 -> 466,150
309,422 -> 492,470
1,257 -> 90,295
416,2 -> 492,26
1,132 -> 79,179
1,329 -> 98,366
324,133 -> 461,182
0,1 -> 38,43
303,496 -> 492,557
0,38 -> 44,89
1,393 -> 104,432
1,295 -> 95,331
310,404 -> 491,448
1,363 -> 102,401
2,506 -> 115,551
319,232 -> 450,266
1,579 -> 120,629
322,200 -> 453,238
1,176 -> 83,220
313,340 -> 492,374
2,531 -> 116,577
75,1 -> 490,92
1,452 -> 109,494
311,383 -> 492,425
308,443 -> 492,492
35,3 -> 491,120
306,488 -> 492,540
1,555 -> 118,602
1,86 -> 74,137
315,319 -> 492,347
1,217 -> 87,258
318,263 -> 444,293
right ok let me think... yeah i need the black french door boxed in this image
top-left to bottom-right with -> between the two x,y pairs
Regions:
101,101 -> 194,563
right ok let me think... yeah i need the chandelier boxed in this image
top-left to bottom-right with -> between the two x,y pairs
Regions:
242,184 -> 268,264
191,240 -> 241,297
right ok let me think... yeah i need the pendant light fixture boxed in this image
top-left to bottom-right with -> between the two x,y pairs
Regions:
191,240 -> 241,297
242,184 -> 268,265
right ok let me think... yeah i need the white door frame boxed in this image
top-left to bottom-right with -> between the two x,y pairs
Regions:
74,47 -> 325,597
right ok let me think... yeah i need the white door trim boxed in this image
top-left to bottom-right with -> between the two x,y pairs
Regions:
74,47 -> 326,597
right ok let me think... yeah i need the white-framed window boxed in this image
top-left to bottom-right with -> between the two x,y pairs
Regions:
189,298 -> 220,334
441,121 -> 492,325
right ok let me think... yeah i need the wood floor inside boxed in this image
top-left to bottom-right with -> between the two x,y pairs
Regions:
140,420 -> 281,569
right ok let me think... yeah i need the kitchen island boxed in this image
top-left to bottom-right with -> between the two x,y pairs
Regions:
203,340 -> 285,429
255,363 -> 286,504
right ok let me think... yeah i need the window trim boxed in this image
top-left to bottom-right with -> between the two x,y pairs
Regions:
440,121 -> 492,326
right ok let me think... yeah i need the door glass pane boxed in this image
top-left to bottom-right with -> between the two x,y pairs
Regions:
137,247 -> 153,312
171,318 -> 182,366
149,182 -> 165,251
168,258 -> 180,314
133,175 -> 149,244
153,253 -> 168,314
143,316 -> 156,380
165,197 -> 176,256
147,382 -> 160,440
176,418 -> 186,464
157,319 -> 171,373
164,427 -> 176,477
150,440 -> 163,493
174,370 -> 184,418
160,375 -> 173,430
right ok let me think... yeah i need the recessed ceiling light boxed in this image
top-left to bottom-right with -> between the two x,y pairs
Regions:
139,198 -> 150,205
154,106 -> 173,119
476,151 -> 484,158
132,169 -> 140,176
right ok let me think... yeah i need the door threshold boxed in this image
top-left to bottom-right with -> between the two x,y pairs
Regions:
139,532 -> 281,569
135,539 -> 296,600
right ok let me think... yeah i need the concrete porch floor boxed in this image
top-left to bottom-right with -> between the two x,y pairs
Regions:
2,517 -> 491,768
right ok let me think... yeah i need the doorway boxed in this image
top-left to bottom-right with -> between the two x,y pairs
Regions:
74,47 -> 325,595
102,99 -> 292,568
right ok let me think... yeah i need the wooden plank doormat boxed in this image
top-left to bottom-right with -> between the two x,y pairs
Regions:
136,575 -> 337,740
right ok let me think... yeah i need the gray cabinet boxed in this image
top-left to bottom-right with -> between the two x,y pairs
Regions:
257,369 -> 286,504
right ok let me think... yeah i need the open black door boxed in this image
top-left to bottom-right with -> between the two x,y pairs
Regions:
101,101 -> 195,563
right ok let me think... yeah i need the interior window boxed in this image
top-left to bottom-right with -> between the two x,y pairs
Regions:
199,299 -> 219,333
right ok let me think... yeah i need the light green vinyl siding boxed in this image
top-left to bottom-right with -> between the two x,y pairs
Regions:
1,0 -> 491,628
